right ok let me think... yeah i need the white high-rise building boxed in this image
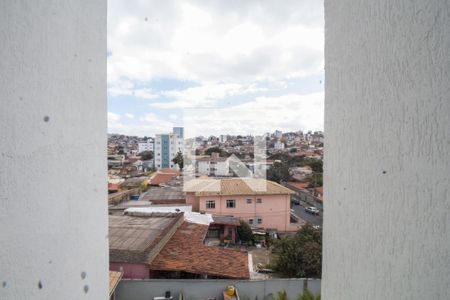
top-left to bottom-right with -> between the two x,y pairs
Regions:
219,134 -> 228,143
274,130 -> 283,139
274,140 -> 285,150
154,127 -> 184,169
138,138 -> 154,154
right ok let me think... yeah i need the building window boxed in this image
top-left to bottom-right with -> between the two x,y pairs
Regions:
257,218 -> 262,224
246,198 -> 252,204
226,199 -> 236,208
257,198 -> 262,203
206,200 -> 215,209
248,219 -> 254,225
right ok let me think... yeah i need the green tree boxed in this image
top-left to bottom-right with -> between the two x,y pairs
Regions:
308,174 -> 323,188
205,146 -> 228,157
237,220 -> 254,243
267,161 -> 290,183
272,224 -> 322,278
172,150 -> 184,171
290,148 -> 298,153
302,159 -> 323,173
139,150 -> 153,161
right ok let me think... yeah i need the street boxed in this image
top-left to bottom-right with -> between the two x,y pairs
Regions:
291,198 -> 323,226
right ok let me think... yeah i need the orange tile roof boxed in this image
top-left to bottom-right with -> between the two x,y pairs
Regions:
108,183 -> 121,191
150,222 -> 249,279
159,168 -> 181,175
286,182 -> 310,190
184,178 -> 294,196
149,172 -> 177,186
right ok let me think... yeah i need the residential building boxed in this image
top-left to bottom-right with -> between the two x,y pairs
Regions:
149,220 -> 248,279
196,153 -> 230,177
138,138 -> 154,154
207,215 -> 240,244
245,161 -> 273,173
108,154 -> 125,168
154,127 -> 184,169
109,212 -> 184,279
219,134 -> 228,143
148,168 -> 181,186
274,140 -> 285,150
109,209 -> 249,280
184,178 -> 297,232
274,130 -> 283,139
139,186 -> 185,205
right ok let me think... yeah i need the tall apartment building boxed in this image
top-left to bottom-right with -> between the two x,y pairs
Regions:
219,134 -> 228,143
274,140 -> 285,150
274,130 -> 283,139
154,127 -> 184,169
138,138 -> 154,154
196,153 -> 230,177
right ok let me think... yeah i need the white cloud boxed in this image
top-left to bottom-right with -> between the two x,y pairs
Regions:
108,112 -> 176,136
150,82 -> 268,109
108,78 -> 158,99
182,92 -> 324,137
107,1 -> 325,135
107,0 -> 324,84
108,112 -> 121,122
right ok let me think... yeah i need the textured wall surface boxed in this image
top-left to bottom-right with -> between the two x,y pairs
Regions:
323,1 -> 450,299
115,278 -> 321,300
0,1 -> 108,299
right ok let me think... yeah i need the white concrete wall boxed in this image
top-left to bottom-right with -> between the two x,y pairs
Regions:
0,1 -> 108,299
323,1 -> 450,299
115,279 -> 321,300
138,141 -> 154,154
197,161 -> 210,175
214,161 -> 230,176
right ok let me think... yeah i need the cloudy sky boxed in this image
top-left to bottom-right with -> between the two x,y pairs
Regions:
107,0 -> 324,137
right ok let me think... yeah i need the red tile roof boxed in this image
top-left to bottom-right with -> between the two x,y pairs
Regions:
108,183 -> 121,192
149,173 -> 177,186
286,182 -> 310,190
150,222 -> 249,279
159,168 -> 181,175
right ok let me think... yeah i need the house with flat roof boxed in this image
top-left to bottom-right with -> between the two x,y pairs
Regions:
184,178 -> 298,232
109,212 -> 183,279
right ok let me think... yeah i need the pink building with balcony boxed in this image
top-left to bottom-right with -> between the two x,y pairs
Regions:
185,178 -> 298,232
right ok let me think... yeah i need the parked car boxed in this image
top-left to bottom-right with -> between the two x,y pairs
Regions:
292,198 -> 300,205
305,206 -> 320,215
